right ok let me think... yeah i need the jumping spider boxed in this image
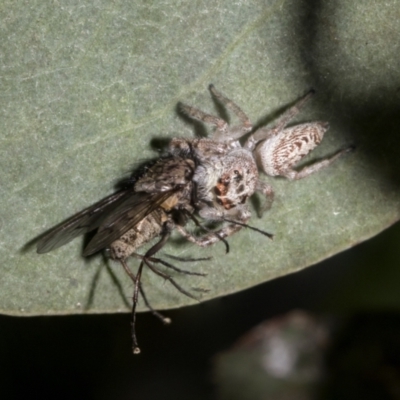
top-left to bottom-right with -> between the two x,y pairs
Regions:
37,85 -> 352,353
172,84 -> 352,245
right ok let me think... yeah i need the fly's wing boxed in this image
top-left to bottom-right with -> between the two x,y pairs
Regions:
37,156 -> 193,255
82,190 -> 176,256
36,190 -> 132,254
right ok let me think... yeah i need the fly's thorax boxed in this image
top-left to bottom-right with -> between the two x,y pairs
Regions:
194,148 -> 258,212
134,156 -> 195,192
159,179 -> 194,212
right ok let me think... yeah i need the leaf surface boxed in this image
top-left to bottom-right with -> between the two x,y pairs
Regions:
2,0 -> 400,315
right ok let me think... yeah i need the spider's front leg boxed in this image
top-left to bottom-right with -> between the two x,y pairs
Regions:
208,84 -> 253,141
175,223 -> 244,249
178,101 -> 229,136
175,205 -> 251,249
178,85 -> 253,142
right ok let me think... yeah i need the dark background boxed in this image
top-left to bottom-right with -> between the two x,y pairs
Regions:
2,221 -> 400,400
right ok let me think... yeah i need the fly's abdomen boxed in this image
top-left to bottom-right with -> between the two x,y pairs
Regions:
110,211 -> 165,261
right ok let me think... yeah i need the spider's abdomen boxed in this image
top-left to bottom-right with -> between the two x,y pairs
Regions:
256,122 -> 328,176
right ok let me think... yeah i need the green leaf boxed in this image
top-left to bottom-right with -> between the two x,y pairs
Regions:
2,0 -> 400,316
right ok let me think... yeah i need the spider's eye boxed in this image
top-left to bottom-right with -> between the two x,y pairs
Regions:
233,170 -> 242,182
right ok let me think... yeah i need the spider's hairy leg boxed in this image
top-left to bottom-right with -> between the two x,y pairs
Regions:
281,145 -> 354,180
256,180 -> 275,217
245,90 -> 315,150
176,222 -> 244,248
209,84 -> 252,139
178,101 -> 229,135
175,204 -> 252,248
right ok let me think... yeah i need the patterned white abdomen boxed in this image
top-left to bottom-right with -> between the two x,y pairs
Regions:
255,122 -> 328,176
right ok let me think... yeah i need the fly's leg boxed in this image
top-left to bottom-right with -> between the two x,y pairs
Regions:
138,283 -> 171,324
165,254 -> 212,262
121,255 -> 207,354
119,227 -> 172,354
138,227 -> 200,299
119,258 -> 144,354
121,225 -> 205,354
145,255 -> 209,295
146,256 -> 207,276
124,259 -> 173,325
142,258 -> 199,301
